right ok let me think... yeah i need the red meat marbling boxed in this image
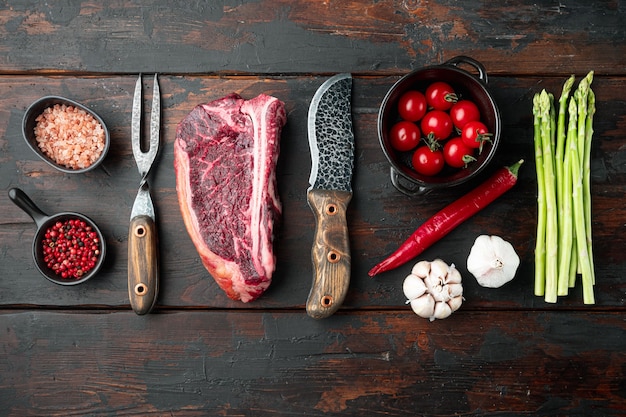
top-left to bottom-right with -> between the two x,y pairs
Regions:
174,93 -> 287,302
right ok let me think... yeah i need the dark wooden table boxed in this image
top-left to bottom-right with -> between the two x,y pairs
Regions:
1,2 -> 625,416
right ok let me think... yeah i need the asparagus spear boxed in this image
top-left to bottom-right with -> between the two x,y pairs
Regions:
568,96 -> 595,304
556,76 -> 575,295
539,91 -> 559,303
583,86 -> 596,286
533,92 -> 546,297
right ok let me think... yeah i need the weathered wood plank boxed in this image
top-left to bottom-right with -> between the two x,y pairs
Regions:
0,1 -> 624,75
0,75 -> 624,309
0,2 -> 624,415
0,310 -> 624,416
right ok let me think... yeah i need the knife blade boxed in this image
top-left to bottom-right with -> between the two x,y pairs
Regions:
306,73 -> 355,319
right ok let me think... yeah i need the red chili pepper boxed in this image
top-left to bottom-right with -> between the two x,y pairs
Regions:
368,160 -> 524,277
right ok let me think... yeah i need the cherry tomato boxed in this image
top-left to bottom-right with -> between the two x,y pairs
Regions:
389,121 -> 421,152
450,100 -> 480,129
461,120 -> 491,150
397,90 -> 427,122
420,110 -> 453,141
425,81 -> 457,111
412,145 -> 444,176
443,137 -> 476,168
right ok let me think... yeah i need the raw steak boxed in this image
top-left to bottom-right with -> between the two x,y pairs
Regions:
174,93 -> 287,302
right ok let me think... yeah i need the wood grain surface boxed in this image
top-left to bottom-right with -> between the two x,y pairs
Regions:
2,310 -> 625,416
0,1 -> 624,416
306,189 -> 352,319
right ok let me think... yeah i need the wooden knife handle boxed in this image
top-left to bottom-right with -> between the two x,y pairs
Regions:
128,215 -> 159,315
306,189 -> 352,319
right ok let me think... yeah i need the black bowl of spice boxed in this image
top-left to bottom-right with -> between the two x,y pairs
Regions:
8,188 -> 106,285
22,96 -> 110,174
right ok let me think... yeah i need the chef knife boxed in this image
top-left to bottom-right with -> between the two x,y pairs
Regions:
306,73 -> 355,319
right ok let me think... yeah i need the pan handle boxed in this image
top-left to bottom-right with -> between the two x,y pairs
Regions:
390,168 -> 432,196
444,55 -> 488,84
8,188 -> 50,229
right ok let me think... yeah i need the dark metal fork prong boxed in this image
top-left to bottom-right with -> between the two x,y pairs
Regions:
131,74 -> 142,168
131,74 -> 160,180
150,74 -> 160,162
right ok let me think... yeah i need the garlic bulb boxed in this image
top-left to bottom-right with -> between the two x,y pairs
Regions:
466,235 -> 520,288
402,259 -> 464,321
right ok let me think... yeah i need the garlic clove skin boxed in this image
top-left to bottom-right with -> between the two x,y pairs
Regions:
430,285 -> 449,303
447,283 -> 463,298
411,260 -> 431,278
403,274 -> 427,300
404,259 -> 464,320
467,235 -> 520,288
424,274 -> 442,291
447,295 -> 463,312
410,294 -> 435,318
432,301 -> 452,321
445,265 -> 462,284
430,259 -> 449,280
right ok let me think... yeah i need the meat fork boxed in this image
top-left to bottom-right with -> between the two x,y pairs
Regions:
128,74 -> 160,315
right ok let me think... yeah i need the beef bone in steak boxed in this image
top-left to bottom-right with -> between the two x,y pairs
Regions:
174,93 -> 287,302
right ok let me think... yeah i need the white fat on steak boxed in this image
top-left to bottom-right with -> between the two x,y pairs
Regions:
174,93 -> 287,302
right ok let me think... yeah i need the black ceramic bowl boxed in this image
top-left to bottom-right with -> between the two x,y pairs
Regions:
8,188 -> 106,286
22,96 -> 110,174
378,56 -> 501,195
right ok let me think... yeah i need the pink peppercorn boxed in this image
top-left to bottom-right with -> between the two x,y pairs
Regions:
41,218 -> 100,280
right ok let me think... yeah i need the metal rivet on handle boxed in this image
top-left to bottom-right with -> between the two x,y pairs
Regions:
327,250 -> 340,263
321,295 -> 333,307
325,204 -> 337,215
134,283 -> 147,296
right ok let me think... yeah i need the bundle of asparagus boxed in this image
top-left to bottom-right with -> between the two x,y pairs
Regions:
533,71 -> 595,304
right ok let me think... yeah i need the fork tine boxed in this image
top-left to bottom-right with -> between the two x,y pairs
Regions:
131,74 -> 160,178
131,74 -> 142,164
149,74 -> 160,151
